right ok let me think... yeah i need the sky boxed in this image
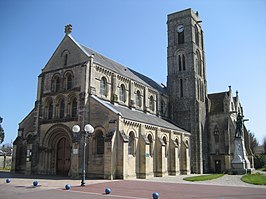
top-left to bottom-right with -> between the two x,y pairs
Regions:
0,0 -> 265,145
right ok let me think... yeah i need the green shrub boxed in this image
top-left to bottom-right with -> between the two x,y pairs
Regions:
254,154 -> 266,169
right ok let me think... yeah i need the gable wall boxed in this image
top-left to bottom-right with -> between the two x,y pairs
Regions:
43,36 -> 89,73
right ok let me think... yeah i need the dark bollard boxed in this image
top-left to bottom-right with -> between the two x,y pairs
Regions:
33,181 -> 38,187
105,188 -> 111,194
152,192 -> 159,199
65,184 -> 71,190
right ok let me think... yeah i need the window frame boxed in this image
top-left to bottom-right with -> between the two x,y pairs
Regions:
51,75 -> 60,92
128,132 -> 135,156
71,98 -> 77,117
59,99 -> 65,118
119,84 -> 126,103
48,101 -> 53,119
66,74 -> 72,90
163,136 -> 168,157
182,54 -> 186,70
178,31 -> 184,44
136,90 -> 141,108
100,77 -> 107,96
195,25 -> 200,46
96,131 -> 104,155
147,134 -> 153,157
149,95 -> 155,112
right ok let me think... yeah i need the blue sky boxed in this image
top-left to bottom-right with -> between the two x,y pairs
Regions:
0,0 -> 265,145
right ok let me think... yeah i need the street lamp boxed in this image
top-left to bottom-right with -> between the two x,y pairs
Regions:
72,124 -> 94,186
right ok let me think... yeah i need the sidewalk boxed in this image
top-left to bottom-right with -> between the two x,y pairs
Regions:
0,171 -> 110,190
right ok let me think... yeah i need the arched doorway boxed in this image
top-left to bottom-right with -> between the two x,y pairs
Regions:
56,137 -> 71,176
42,124 -> 73,176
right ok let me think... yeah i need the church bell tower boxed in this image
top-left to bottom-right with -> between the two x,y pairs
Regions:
167,9 -> 208,174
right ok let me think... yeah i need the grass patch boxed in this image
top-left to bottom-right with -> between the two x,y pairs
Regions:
241,173 -> 266,185
183,174 -> 224,182
0,167 -> 11,172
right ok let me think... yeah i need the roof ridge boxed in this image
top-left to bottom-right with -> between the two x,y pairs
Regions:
208,91 -> 229,96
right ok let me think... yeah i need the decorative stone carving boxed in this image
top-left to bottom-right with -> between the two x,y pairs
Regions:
65,24 -> 72,35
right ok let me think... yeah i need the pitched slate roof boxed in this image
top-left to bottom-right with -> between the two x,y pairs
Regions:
79,44 -> 167,94
208,91 -> 229,113
128,68 -> 167,94
107,102 -> 188,133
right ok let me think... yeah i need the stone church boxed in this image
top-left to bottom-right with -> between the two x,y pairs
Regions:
11,8 -> 253,179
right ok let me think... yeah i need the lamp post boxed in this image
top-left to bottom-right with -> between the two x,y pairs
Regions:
72,124 -> 94,186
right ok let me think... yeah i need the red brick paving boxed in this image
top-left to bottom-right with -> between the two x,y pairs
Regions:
1,171 -> 266,199
71,180 -> 266,199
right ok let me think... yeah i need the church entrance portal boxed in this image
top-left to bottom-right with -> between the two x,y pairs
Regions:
56,137 -> 71,176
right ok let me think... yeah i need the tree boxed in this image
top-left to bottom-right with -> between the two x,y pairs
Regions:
263,136 -> 266,155
248,130 -> 258,154
0,116 -> 4,144
1,143 -> 12,155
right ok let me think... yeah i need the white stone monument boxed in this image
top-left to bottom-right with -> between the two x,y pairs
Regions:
231,113 -> 252,174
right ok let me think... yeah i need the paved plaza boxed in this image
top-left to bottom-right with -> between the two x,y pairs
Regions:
0,172 -> 265,199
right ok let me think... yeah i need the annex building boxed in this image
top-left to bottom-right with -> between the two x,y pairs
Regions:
12,9 -> 253,179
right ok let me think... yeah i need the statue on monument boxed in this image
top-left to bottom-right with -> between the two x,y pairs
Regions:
235,112 -> 244,138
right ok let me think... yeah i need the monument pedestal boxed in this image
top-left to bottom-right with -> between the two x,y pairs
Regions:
230,137 -> 252,175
